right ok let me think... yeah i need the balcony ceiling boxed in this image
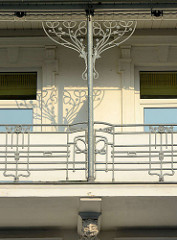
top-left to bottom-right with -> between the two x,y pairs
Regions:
0,17 -> 176,32
0,0 -> 177,11
0,1 -> 175,35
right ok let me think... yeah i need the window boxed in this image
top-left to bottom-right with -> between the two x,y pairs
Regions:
140,71 -> 177,99
0,109 -> 33,131
144,108 -> 177,131
0,72 -> 37,100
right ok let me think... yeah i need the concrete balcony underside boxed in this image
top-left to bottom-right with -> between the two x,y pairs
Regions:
0,184 -> 177,230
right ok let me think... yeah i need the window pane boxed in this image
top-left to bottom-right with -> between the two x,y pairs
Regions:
144,108 -> 177,131
140,71 -> 177,99
0,109 -> 33,131
0,72 -> 37,100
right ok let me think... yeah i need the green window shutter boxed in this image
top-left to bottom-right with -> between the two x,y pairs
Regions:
0,72 -> 37,100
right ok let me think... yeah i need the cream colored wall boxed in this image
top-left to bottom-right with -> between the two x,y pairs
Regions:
0,36 -> 177,126
57,45 -> 122,125
57,35 -> 177,126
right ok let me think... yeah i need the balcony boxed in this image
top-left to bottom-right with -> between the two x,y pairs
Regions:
0,122 -> 176,183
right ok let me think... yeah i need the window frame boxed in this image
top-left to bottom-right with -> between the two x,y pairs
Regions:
135,66 -> 177,125
0,67 -> 42,125
0,72 -> 37,100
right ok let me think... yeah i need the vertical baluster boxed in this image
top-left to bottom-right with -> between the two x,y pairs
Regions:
22,128 -> 24,149
159,133 -> 163,182
171,128 -> 174,175
15,132 -> 19,182
112,127 -> 115,182
105,133 -> 108,173
4,131 -> 8,177
73,138 -> 76,173
11,131 -> 13,149
149,127 -> 152,176
166,130 -> 168,149
94,129 -> 97,180
27,130 -> 30,177
66,131 -> 69,181
85,130 -> 87,180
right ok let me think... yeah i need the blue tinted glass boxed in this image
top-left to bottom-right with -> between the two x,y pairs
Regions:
0,109 -> 33,131
144,108 -> 177,131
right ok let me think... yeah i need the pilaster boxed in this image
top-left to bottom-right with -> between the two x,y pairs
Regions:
119,45 -> 135,125
42,46 -> 58,126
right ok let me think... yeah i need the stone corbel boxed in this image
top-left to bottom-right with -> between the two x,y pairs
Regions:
78,212 -> 101,240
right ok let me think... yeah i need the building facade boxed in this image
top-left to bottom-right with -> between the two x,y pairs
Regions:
0,1 -> 176,239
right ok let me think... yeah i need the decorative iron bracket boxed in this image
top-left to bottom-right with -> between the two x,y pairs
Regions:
42,19 -> 137,80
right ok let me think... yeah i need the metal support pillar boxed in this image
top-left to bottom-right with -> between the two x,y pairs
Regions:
87,13 -> 95,182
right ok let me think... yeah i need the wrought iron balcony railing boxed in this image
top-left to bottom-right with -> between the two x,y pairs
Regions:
0,122 -> 176,183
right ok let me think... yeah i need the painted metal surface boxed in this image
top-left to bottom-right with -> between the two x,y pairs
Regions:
42,19 -> 136,80
87,14 -> 94,182
0,122 -> 176,183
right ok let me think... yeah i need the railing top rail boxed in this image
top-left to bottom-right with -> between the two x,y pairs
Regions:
0,122 -> 88,127
94,121 -> 177,127
0,122 -> 177,128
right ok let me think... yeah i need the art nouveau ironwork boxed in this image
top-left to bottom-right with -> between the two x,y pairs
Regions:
42,20 -> 137,80
42,15 -> 137,182
4,126 -> 31,181
0,123 -> 176,182
149,126 -> 175,182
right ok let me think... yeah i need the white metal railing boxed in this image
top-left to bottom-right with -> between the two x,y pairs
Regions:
0,122 -> 176,183
94,122 -> 176,182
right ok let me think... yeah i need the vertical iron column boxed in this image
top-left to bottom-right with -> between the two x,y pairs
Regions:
87,13 -> 94,182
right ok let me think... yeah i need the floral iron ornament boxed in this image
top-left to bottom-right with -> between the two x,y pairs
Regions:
42,20 -> 137,80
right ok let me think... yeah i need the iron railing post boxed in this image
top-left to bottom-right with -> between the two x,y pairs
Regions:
87,13 -> 95,182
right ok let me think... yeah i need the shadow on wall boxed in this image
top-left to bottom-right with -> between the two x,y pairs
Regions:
16,87 -> 57,125
63,89 -> 104,125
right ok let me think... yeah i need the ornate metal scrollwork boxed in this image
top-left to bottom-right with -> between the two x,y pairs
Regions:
149,126 -> 175,182
42,20 -> 137,80
74,135 -> 108,155
4,125 -> 31,181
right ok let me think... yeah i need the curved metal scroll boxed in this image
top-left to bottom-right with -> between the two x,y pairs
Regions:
42,20 -> 137,80
4,126 -> 31,182
149,126 -> 175,182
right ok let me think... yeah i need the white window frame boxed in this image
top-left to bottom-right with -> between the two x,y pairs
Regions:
0,67 -> 42,125
134,66 -> 177,124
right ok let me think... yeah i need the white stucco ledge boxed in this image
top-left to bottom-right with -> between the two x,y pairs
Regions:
0,183 -> 176,197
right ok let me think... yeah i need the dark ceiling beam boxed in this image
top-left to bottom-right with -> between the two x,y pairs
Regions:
0,2 -> 177,11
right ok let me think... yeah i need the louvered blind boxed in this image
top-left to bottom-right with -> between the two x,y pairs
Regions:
140,72 -> 177,99
0,72 -> 37,100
